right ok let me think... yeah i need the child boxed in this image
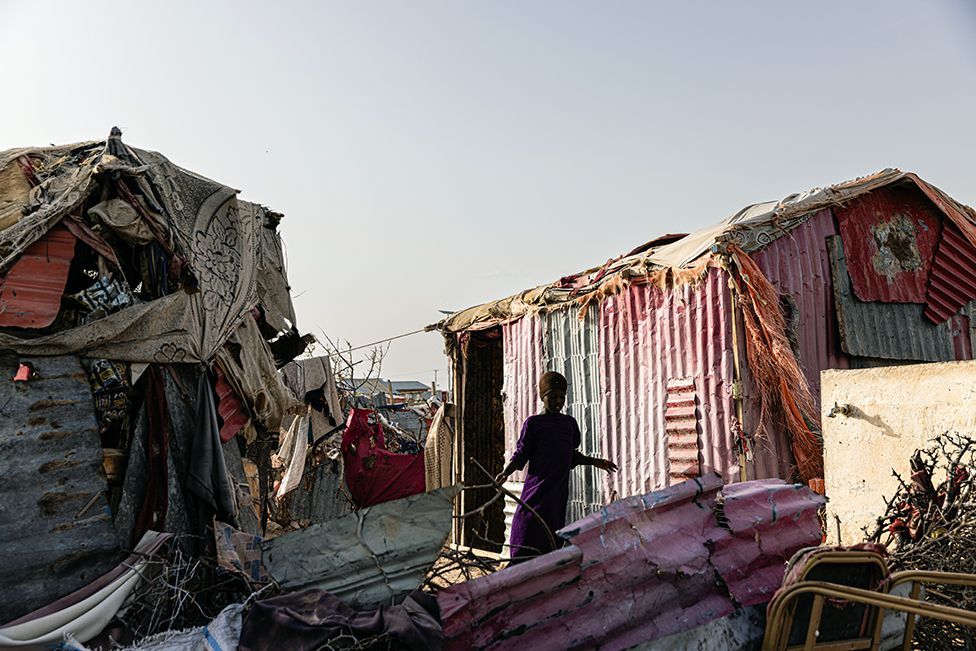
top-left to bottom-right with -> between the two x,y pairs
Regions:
495,371 -> 617,563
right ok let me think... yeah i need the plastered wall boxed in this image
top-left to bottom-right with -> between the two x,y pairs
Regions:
821,361 -> 976,545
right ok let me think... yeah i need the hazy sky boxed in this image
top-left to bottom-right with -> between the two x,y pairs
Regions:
2,1 -> 975,386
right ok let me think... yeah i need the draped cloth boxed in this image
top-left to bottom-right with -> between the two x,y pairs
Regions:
341,409 -> 425,508
0,138 -> 287,365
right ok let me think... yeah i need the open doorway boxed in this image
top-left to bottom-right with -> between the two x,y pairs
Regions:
452,327 -> 506,552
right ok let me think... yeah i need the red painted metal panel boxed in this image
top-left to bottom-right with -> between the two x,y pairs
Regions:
665,377 -> 700,481
501,313 -> 545,483
438,476 -> 825,650
597,268 -> 740,497
834,185 -> 942,303
0,226 -> 76,328
213,364 -> 249,442
924,223 -> 976,324
747,209 -> 848,479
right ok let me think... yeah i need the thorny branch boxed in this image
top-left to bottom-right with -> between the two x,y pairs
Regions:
865,432 -> 976,651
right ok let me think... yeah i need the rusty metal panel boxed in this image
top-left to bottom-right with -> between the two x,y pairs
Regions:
834,185 -> 942,304
541,308 -> 604,523
0,226 -> 76,329
501,314 -> 545,483
0,355 -> 120,624
925,223 -> 976,324
665,377 -> 700,481
745,210 -> 846,480
439,476 -> 825,650
598,268 -> 738,498
828,236 -> 955,362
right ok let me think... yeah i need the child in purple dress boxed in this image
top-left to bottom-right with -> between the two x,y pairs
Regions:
495,371 -> 617,563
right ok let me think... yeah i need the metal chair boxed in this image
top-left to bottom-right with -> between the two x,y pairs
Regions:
762,546 -> 976,650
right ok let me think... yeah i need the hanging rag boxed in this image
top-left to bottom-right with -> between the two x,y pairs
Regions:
188,372 -> 238,527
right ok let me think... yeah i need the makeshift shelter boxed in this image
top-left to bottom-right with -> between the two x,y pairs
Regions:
437,169 -> 976,551
0,130 -> 309,625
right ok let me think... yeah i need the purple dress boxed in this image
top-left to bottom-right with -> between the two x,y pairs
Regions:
507,412 -> 584,562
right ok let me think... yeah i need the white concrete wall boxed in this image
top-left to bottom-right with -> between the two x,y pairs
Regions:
821,361 -> 976,545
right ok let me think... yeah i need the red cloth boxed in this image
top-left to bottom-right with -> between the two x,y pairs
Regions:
341,408 -> 425,508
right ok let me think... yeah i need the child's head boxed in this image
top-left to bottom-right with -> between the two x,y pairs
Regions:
539,371 -> 568,413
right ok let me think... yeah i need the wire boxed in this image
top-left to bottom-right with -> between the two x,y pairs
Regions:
326,327 -> 431,356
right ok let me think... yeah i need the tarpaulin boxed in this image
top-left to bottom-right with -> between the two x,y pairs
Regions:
341,409 -> 425,508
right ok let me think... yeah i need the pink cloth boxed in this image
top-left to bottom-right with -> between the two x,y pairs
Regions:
342,409 -> 425,508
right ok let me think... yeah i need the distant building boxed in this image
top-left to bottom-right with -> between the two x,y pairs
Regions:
341,378 -> 432,403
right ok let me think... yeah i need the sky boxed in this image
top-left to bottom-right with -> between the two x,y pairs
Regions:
2,1 -> 975,388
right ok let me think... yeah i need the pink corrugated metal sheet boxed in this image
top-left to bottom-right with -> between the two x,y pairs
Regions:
924,223 -> 976,324
438,475 -> 825,650
597,268 -> 740,497
0,226 -> 76,328
747,209 -> 848,478
834,185 -> 942,304
501,313 -> 545,483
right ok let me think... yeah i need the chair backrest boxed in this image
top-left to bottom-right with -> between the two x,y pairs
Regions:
774,544 -> 890,646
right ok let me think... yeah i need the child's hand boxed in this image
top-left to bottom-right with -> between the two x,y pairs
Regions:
594,458 -> 618,473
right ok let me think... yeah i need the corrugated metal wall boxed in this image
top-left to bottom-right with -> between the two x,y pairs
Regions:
597,267 -> 739,499
745,209 -> 845,480
501,314 -> 545,484
541,308 -> 604,523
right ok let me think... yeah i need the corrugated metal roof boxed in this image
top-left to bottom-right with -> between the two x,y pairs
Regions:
597,268 -> 741,496
925,223 -> 976,324
542,308 -> 604,522
438,476 -> 825,650
262,486 -> 457,608
438,170 -> 976,335
0,355 -> 121,624
834,185 -> 943,304
828,236 -> 955,362
0,226 -> 76,329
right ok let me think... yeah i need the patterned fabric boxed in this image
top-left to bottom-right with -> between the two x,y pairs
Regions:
0,135 -> 286,367
214,520 -> 269,585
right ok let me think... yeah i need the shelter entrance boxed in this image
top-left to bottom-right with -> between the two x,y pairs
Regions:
453,327 -> 506,552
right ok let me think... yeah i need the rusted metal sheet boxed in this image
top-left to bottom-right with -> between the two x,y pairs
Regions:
501,313 -> 544,484
748,209 -> 849,416
834,185 -> 943,304
597,268 -> 738,498
438,476 -> 825,650
828,236 -> 955,362
924,223 -> 976,324
275,458 -> 353,525
665,377 -> 700,481
0,355 -> 120,624
0,226 -> 76,328
262,486 -> 458,608
541,308 -> 604,522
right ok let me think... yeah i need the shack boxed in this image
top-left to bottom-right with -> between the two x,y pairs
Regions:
0,130 -> 308,624
437,169 -> 976,551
